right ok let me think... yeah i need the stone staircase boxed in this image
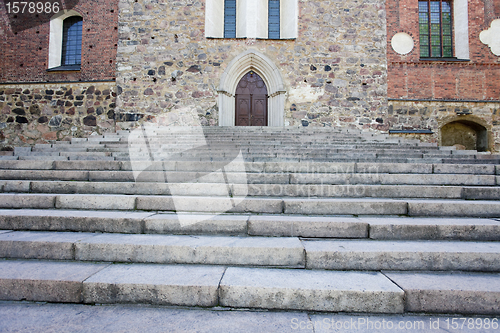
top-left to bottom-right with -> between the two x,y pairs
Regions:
0,127 -> 499,315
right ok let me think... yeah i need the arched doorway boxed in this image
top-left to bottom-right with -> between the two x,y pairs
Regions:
235,72 -> 268,126
441,120 -> 488,151
218,49 -> 286,127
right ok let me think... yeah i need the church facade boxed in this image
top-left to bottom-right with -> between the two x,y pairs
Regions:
0,0 -> 499,150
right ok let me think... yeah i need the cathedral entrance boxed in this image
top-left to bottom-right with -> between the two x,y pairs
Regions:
235,72 -> 268,126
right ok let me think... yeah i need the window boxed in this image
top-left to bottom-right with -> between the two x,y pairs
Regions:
61,16 -> 83,66
224,0 -> 236,38
205,0 -> 297,39
268,0 -> 280,39
48,10 -> 83,70
419,0 -> 453,58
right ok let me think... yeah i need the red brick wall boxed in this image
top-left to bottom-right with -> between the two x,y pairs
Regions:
387,0 -> 500,101
0,0 -> 119,82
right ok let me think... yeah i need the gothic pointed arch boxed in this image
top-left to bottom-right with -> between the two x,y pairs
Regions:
218,49 -> 286,126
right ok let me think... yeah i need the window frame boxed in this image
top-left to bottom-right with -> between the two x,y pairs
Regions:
47,10 -> 83,71
268,0 -> 280,39
223,0 -> 236,38
419,0 -> 454,59
61,16 -> 83,66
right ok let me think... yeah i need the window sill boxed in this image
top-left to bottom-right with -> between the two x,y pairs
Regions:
419,58 -> 470,62
47,65 -> 81,72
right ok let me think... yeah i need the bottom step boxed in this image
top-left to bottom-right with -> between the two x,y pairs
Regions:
1,260 -> 499,314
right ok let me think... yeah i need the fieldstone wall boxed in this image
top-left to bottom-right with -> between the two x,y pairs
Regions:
115,0 -> 388,130
388,100 -> 500,151
0,82 -> 117,147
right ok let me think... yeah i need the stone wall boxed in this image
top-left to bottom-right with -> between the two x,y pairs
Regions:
115,0 -> 388,129
388,100 -> 500,151
0,82 -> 117,147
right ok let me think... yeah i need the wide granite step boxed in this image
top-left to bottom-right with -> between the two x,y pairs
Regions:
0,231 -> 499,271
1,259 -> 499,314
1,194 -> 500,217
1,210 -> 499,240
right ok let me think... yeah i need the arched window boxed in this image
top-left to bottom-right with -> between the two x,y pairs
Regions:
61,16 -> 83,66
48,10 -> 83,70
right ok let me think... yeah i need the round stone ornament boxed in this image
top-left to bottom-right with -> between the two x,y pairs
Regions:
391,33 -> 414,55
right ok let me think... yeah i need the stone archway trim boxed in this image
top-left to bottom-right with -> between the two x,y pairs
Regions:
439,116 -> 492,151
218,49 -> 286,126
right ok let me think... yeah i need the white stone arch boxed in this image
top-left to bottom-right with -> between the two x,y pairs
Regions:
218,49 -> 286,126
48,9 -> 83,69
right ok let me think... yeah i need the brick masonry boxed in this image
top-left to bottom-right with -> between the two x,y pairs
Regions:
386,0 -> 500,150
0,0 -> 119,82
0,0 -> 119,147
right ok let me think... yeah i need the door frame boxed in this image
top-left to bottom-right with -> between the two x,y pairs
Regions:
218,49 -> 286,127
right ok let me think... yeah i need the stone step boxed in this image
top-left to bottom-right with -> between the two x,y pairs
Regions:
1,194 -> 500,217
284,198 -> 500,217
250,215 -> 500,240
16,147 -> 472,155
363,217 -> 500,240
8,303 -> 500,333
385,271 -> 500,314
8,154 -> 474,163
0,209 -> 156,234
13,152 -> 468,163
1,169 -> 497,186
0,259 -> 404,312
289,173 -> 497,186
1,210 -> 499,240
1,259 -> 498,314
303,239 -> 500,271
219,267 -> 404,313
0,260 -> 224,307
1,231 -> 500,272
3,180 -> 500,200
0,160 -> 497,175
18,156 -> 70,161
143,144 -> 425,151
0,231 -> 305,267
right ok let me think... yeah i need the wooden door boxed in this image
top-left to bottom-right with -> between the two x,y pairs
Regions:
235,72 -> 268,126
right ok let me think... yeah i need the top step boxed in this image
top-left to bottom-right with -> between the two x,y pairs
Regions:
6,127 -> 499,164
